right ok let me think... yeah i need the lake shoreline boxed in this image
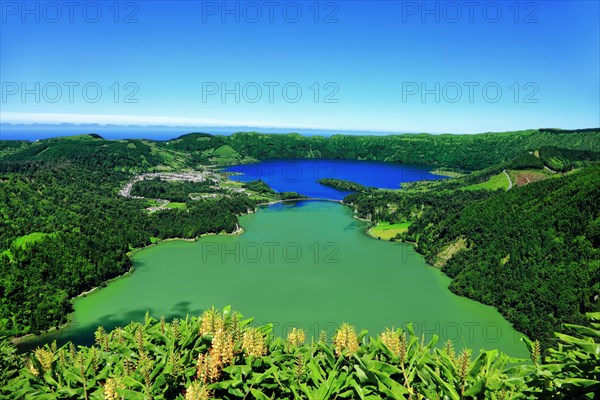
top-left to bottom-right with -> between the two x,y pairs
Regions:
12,199 -> 351,346
13,198 -> 345,345
12,225 -> 246,346
14,198 -> 527,358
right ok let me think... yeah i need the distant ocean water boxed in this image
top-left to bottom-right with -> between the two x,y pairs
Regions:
0,123 -> 413,141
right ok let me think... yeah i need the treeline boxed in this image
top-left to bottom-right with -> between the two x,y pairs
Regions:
346,167 -> 600,347
0,135 -> 188,172
507,151 -> 545,170
243,179 -> 306,200
539,127 -> 600,134
0,160 -> 256,336
221,130 -> 600,170
4,129 -> 600,172
539,146 -> 600,172
243,179 -> 277,194
344,185 -> 493,223
317,178 -> 368,192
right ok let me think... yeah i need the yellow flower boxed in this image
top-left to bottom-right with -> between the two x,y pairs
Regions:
380,328 -> 400,356
242,327 -> 267,358
186,381 -> 211,400
199,307 -> 224,336
333,323 -> 359,357
104,377 -> 121,400
287,327 -> 306,348
33,347 -> 53,373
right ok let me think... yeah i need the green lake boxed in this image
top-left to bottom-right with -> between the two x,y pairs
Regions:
21,201 -> 528,358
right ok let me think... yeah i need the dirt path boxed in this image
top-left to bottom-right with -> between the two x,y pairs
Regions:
503,169 -> 513,190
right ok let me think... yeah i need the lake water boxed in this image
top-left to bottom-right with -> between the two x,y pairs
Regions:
224,159 -> 447,199
19,201 -> 527,358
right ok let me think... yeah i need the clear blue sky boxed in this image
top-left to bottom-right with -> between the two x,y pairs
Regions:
1,0 -> 598,133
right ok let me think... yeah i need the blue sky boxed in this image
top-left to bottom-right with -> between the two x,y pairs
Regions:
1,0 -> 599,134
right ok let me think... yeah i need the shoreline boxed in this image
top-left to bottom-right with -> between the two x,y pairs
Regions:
12,198 -> 344,344
12,225 -> 246,346
429,168 -> 466,178
256,197 -> 343,207
13,198 -> 390,347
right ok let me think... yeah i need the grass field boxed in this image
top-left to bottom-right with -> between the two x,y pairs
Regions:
370,222 -> 411,240
12,232 -> 54,248
164,202 -> 186,209
144,199 -> 166,208
461,172 -> 510,191
219,179 -> 245,189
2,232 -> 56,262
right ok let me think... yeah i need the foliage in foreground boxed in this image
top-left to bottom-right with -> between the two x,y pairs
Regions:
2,308 -> 599,399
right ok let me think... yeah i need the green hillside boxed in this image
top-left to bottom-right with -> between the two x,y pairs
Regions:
345,167 -> 600,348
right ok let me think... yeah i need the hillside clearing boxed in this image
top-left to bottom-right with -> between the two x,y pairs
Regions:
370,221 -> 411,240
509,169 -> 553,187
461,172 -> 510,191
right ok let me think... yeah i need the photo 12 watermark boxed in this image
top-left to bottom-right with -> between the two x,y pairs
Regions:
250,319 -> 525,345
201,81 -> 340,104
401,81 -> 539,104
1,81 -> 140,104
200,241 -> 340,264
200,1 -> 339,24
399,1 -> 539,24
229,160 -> 341,185
1,1 -> 140,24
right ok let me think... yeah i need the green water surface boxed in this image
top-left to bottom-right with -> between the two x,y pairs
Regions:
26,201 -> 528,357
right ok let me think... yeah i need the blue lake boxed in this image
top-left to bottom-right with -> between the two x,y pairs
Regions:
223,159 -> 447,199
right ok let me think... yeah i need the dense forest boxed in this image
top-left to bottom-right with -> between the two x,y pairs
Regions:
0,152 -> 257,336
220,129 -> 600,170
345,167 -> 600,348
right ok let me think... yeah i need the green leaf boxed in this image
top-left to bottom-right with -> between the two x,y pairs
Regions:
250,388 -> 270,400
555,377 -> 600,391
564,323 -> 600,339
208,379 -> 243,389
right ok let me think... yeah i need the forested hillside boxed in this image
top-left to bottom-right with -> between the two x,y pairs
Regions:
345,167 -> 600,347
222,129 -> 600,170
413,167 -> 600,346
0,149 -> 256,336
3,128 -> 600,171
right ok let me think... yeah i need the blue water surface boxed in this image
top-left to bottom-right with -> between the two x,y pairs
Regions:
223,159 -> 446,200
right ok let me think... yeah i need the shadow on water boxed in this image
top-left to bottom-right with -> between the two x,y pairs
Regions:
15,302 -> 206,353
